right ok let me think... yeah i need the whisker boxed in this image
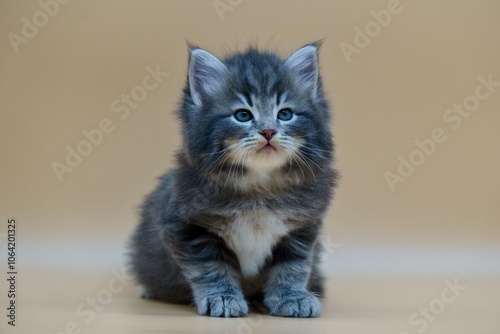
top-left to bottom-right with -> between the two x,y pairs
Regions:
300,144 -> 331,153
217,147 -> 239,182
234,147 -> 247,185
292,129 -> 324,138
211,141 -> 243,155
290,152 -> 306,180
300,149 -> 329,161
224,146 -> 246,188
298,151 -> 325,173
295,152 -> 317,184
201,142 -> 242,174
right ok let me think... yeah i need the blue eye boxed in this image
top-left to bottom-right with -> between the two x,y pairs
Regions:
277,108 -> 293,121
234,109 -> 253,122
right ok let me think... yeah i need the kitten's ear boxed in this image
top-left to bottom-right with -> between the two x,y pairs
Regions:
285,45 -> 319,98
188,48 -> 227,107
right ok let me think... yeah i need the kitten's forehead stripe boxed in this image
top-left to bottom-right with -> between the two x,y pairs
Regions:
243,93 -> 253,107
236,93 -> 251,108
276,92 -> 288,106
225,50 -> 284,100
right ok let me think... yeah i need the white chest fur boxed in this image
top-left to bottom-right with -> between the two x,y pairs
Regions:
222,210 -> 290,278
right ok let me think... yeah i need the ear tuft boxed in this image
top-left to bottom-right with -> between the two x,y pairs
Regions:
188,48 -> 227,107
285,45 -> 319,98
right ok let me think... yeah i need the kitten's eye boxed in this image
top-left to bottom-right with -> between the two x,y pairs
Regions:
234,109 -> 253,122
277,108 -> 293,121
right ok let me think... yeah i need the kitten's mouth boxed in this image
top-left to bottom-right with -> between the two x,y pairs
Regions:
257,143 -> 277,154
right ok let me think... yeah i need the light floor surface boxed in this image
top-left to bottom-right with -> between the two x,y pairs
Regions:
3,269 -> 499,334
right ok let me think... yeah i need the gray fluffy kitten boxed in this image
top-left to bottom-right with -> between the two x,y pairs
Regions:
129,42 -> 337,318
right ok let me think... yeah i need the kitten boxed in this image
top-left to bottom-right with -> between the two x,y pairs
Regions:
128,42 -> 337,318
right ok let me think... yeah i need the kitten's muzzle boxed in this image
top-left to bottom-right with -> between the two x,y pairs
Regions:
257,129 -> 278,153
259,129 -> 277,141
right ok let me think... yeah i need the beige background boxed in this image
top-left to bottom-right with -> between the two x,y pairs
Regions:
0,1 -> 499,333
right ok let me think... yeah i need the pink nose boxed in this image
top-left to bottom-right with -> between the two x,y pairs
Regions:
259,129 -> 277,141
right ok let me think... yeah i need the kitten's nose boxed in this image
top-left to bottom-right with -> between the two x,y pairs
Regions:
259,129 -> 277,141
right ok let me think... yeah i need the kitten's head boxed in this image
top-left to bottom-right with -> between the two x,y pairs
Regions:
179,43 -> 333,187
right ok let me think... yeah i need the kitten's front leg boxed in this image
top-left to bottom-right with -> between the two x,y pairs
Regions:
188,262 -> 248,318
165,224 -> 248,317
264,228 -> 322,318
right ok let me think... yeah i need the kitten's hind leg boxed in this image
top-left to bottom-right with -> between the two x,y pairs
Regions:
139,281 -> 193,304
129,216 -> 194,304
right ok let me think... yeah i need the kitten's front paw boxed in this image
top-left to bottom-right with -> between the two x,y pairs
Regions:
196,295 -> 249,317
265,291 -> 322,318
